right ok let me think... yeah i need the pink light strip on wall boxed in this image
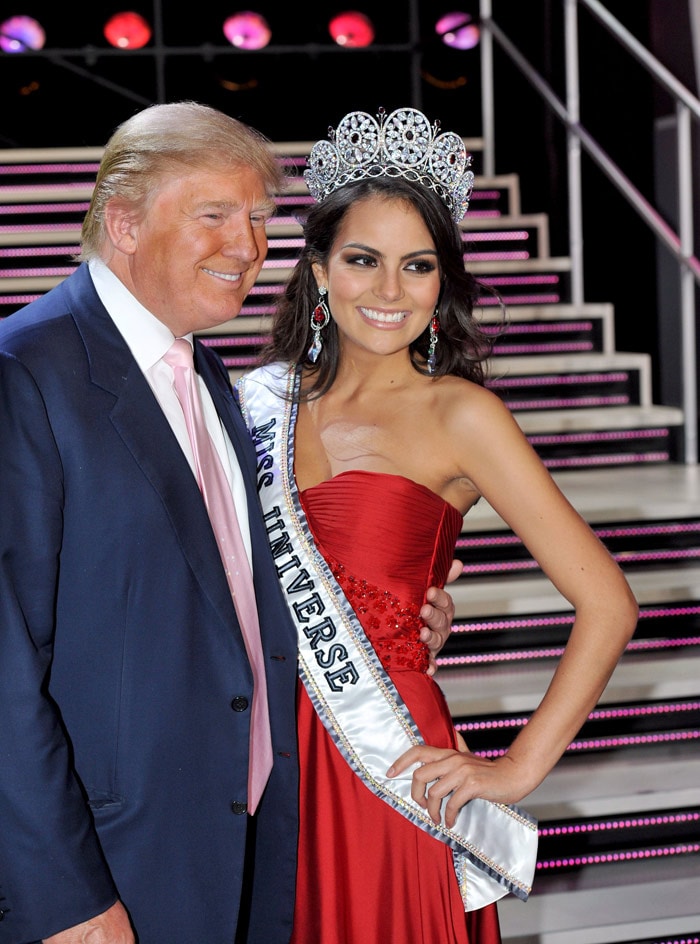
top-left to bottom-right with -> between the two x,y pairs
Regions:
463,230 -> 531,242
0,295 -> 41,305
450,604 -> 700,633
492,342 -> 591,353
540,810 -> 700,838
484,321 -> 593,334
543,452 -> 670,468
204,336 -> 270,348
490,372 -> 629,386
537,842 -> 700,871
506,396 -> 630,409
0,202 -> 90,215
466,252 -> 532,262
457,546 -> 700,576
266,237 -> 306,249
2,266 -> 77,277
478,293 -> 561,305
0,246 -> 80,258
481,274 -> 561,286
0,163 -> 101,174
0,225 -> 82,235
439,635 -> 700,666
475,730 -> 700,759
456,701 -> 700,733
596,521 -> 700,538
529,428 -> 668,444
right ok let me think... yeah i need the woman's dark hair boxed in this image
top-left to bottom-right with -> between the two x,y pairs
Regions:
258,175 -> 501,399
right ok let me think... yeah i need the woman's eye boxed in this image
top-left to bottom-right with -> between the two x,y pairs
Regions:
408,259 -> 436,273
347,254 -> 375,266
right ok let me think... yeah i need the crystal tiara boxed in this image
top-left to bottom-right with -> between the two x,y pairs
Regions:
303,106 -> 475,224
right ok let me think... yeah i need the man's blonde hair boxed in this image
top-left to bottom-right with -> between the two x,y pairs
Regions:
79,101 -> 284,260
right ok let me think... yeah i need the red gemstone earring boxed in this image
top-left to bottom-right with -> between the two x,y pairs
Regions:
308,286 -> 331,363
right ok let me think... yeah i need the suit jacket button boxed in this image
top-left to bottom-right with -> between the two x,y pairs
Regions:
231,695 -> 249,712
0,908 -> 7,920
231,801 -> 247,815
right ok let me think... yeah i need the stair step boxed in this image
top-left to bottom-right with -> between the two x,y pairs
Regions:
514,406 -> 682,469
462,464 -> 700,531
522,745 -> 700,821
498,856 -> 700,944
454,517 -> 700,578
438,649 -> 700,717
490,358 -> 647,411
514,405 -> 683,434
446,564 -> 700,620
494,351 -> 651,379
455,696 -> 700,758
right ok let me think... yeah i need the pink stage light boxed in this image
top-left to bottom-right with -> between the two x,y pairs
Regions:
223,12 -> 271,50
329,11 -> 375,48
435,12 -> 480,50
103,12 -> 152,49
0,15 -> 46,53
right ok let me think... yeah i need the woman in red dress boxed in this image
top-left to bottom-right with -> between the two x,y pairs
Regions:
236,107 -> 638,943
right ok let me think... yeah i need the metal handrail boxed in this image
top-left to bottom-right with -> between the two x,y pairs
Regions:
479,0 -> 700,463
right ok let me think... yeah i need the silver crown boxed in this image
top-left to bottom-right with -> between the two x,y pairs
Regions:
303,106 -> 475,223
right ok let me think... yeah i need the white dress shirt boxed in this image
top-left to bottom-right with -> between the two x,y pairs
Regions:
88,258 -> 253,566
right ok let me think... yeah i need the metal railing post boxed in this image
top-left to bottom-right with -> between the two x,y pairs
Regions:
565,0 -> 585,307
677,102 -> 698,462
479,0 -> 495,177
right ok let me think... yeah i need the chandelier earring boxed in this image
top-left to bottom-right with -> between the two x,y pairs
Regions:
307,286 -> 331,363
427,312 -> 440,374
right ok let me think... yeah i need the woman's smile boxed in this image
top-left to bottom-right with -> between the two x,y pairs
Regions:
358,306 -> 410,325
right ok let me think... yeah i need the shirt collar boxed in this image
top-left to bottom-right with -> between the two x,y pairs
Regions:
88,258 -> 193,371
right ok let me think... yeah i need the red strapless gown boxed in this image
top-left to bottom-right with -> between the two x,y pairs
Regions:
291,470 -> 502,944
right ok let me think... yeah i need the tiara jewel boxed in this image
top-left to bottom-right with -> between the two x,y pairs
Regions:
304,106 -> 475,223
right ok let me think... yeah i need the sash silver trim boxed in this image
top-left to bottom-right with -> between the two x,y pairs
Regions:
237,362 -> 538,911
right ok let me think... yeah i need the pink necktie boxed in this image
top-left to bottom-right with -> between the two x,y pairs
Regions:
164,339 -> 273,812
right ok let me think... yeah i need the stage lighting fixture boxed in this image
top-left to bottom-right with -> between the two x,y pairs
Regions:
0,15 -> 46,53
435,12 -> 480,50
329,11 -> 374,48
223,11 -> 271,49
104,11 -> 152,49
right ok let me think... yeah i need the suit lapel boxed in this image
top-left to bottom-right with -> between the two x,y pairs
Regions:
66,267 -> 239,636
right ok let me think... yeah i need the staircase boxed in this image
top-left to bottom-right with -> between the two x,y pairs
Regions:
1,142 -> 698,944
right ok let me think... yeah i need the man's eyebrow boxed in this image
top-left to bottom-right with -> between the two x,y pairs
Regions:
192,200 -> 235,211
190,199 -> 276,216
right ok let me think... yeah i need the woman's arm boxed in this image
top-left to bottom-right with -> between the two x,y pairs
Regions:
389,387 -> 638,826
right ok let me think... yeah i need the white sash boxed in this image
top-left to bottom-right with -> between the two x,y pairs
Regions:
236,362 -> 538,911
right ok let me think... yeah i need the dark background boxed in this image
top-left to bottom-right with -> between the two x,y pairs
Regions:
1,0 -> 695,400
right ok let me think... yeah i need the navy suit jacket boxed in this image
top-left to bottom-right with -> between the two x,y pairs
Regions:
0,264 -> 299,944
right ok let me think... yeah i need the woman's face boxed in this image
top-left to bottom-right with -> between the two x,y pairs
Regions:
312,195 -> 442,363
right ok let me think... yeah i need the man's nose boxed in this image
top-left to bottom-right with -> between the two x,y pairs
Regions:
221,220 -> 264,262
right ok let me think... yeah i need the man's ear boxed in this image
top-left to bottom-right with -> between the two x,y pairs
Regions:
103,199 -> 139,255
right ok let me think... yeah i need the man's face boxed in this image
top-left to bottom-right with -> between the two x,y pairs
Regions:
114,163 -> 275,336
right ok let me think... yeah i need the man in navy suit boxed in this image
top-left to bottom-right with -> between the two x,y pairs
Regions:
0,102 -> 455,944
